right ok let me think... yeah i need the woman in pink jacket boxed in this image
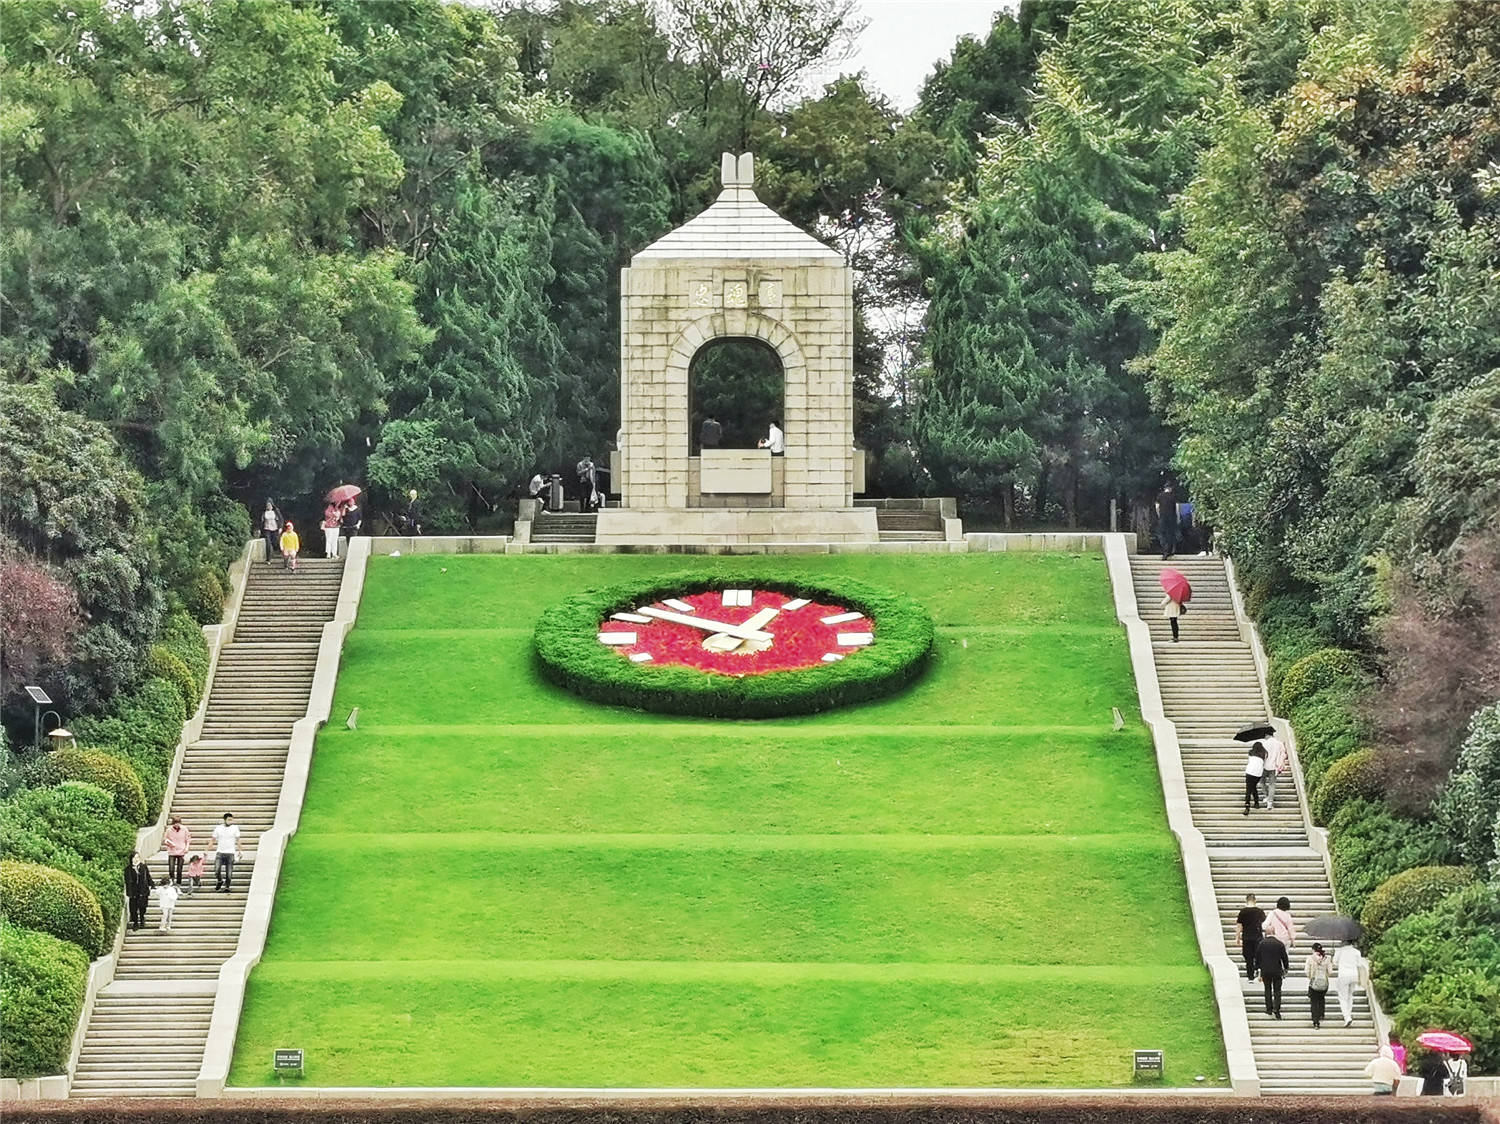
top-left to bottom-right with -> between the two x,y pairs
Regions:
1265,896 -> 1296,950
163,816 -> 191,887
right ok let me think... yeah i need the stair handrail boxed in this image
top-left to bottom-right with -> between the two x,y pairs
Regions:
1220,553 -> 1393,1052
196,538 -> 371,1096
1104,536 -> 1260,1096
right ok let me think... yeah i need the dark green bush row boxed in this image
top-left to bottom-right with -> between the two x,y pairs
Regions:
0,921 -> 88,1078
1371,881 -> 1500,1011
534,571 -> 936,719
146,644 -> 198,713
70,674 -> 187,812
159,608 -> 211,699
0,781 -> 136,940
1435,701 -> 1500,869
1286,687 -> 1373,791
1359,865 -> 1476,942
1309,747 -> 1381,825
1275,646 -> 1369,714
32,747 -> 148,825
1327,798 -> 1454,920
0,860 -> 107,958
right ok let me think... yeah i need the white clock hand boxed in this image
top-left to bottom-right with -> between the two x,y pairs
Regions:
637,605 -> 773,641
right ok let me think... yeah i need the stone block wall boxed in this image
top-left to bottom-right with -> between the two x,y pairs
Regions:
619,257 -> 854,510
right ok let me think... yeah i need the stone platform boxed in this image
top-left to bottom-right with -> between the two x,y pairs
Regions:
594,506 -> 878,545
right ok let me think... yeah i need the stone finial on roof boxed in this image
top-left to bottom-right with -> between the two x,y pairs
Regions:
720,152 -> 754,188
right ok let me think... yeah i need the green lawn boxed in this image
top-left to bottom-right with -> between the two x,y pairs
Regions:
230,553 -> 1226,1087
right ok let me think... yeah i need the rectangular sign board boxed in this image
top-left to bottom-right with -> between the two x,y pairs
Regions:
274,1048 -> 304,1074
1134,1049 -> 1164,1077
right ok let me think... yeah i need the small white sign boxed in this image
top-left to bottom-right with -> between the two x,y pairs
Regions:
598,632 -> 637,645
782,598 -> 810,611
836,632 -> 873,647
822,611 -> 864,625
663,598 -> 694,613
611,612 -> 651,623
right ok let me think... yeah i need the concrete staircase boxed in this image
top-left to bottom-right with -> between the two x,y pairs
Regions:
70,558 -> 344,1099
874,508 -> 944,542
530,511 -> 597,544
1129,555 -> 1376,1096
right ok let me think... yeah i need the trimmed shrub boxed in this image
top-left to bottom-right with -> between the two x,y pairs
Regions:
533,571 -> 936,719
0,781 -> 135,937
1435,701 -> 1500,868
1277,647 -> 1370,714
1310,748 -> 1383,825
186,564 -> 226,624
1328,798 -> 1454,919
1371,881 -> 1500,1003
0,860 -> 107,957
145,643 -> 198,712
0,920 -> 89,1078
35,748 -> 147,825
1359,865 -> 1477,942
113,676 -> 188,812
1289,689 -> 1373,789
159,610 -> 210,697
1392,966 -> 1500,1073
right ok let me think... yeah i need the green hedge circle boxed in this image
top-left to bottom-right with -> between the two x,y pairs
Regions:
533,570 -> 935,718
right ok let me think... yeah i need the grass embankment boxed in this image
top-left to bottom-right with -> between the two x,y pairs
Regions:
231,554 -> 1225,1088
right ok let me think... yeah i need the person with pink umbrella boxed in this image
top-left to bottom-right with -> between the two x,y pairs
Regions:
1416,1032 -> 1470,1096
1159,567 -> 1191,643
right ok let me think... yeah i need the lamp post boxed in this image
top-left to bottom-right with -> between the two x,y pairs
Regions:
24,685 -> 52,751
46,728 -> 77,753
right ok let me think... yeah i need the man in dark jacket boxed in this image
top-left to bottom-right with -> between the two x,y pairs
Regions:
123,851 -> 155,931
1256,931 -> 1290,1018
1236,893 -> 1266,980
699,414 -> 722,450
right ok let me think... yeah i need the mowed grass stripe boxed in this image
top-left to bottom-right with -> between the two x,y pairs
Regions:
343,623 -> 1121,639
352,553 -> 1123,632
297,726 -> 1162,838
351,723 -> 1120,736
230,972 -> 1226,1088
263,839 -> 1199,966
329,630 -> 1139,729
289,831 -> 1172,850
245,959 -> 1211,984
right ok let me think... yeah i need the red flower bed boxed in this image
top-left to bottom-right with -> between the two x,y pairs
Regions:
598,589 -> 873,675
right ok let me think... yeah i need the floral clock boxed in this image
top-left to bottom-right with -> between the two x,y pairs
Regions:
533,572 -> 934,718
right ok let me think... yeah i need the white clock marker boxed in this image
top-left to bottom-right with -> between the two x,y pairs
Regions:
611,612 -> 651,623
662,598 -> 694,613
598,631 -> 637,645
629,652 -> 653,663
782,598 -> 810,611
836,632 -> 873,647
822,611 -> 864,625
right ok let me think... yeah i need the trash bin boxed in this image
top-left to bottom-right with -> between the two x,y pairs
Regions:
547,474 -> 564,512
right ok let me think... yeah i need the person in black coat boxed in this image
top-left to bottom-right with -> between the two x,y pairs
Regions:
123,851 -> 155,931
1418,1050 -> 1447,1096
1255,932 -> 1290,1018
341,499 -> 363,539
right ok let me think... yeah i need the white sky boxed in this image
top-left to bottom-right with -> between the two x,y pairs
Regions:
842,0 -> 1020,109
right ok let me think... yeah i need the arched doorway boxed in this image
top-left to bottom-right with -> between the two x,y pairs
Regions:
688,337 -> 783,453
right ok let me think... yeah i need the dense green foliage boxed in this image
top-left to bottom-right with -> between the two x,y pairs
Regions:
1359,866 -> 1478,944
1326,799 -> 1454,921
0,921 -> 89,1078
1436,702 -> 1500,869
0,860 -> 107,959
1275,648 -> 1369,714
534,571 -> 934,717
1309,748 -> 1381,827
232,553 -> 1224,1086
33,749 -> 147,827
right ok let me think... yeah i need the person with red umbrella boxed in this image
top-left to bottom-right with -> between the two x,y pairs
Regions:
1159,568 -> 1191,642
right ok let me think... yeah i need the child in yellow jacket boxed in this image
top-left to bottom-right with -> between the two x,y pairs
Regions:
279,521 -> 300,571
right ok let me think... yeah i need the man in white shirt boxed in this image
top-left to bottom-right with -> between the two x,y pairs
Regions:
758,421 -> 784,455
1260,734 -> 1290,810
212,812 -> 242,893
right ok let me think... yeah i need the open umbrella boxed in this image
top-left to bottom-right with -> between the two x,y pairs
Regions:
326,484 -> 362,504
1416,1031 -> 1472,1053
1159,567 -> 1192,604
1234,722 -> 1277,743
1304,915 -> 1364,942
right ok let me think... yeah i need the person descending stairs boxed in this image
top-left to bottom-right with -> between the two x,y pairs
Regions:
69,557 -> 345,1099
1129,555 -> 1378,1095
